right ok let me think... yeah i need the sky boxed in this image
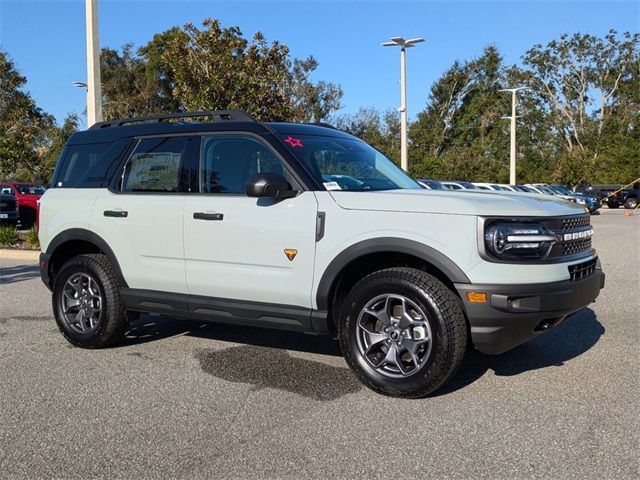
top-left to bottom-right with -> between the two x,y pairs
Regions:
0,0 -> 638,128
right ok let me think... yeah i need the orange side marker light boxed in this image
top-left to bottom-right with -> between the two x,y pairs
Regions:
466,292 -> 488,303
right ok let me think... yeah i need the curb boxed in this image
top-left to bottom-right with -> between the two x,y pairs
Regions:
0,249 -> 40,261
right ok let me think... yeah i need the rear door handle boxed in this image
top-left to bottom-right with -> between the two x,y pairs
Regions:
193,212 -> 224,221
104,210 -> 128,218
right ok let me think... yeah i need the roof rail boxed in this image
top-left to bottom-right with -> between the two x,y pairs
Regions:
89,110 -> 256,129
308,122 -> 338,130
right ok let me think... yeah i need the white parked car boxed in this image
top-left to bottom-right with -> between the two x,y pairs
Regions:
38,111 -> 605,398
472,183 -> 510,191
440,181 -> 478,190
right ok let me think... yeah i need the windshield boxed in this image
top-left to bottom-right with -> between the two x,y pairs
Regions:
16,184 -> 46,195
280,135 -> 420,191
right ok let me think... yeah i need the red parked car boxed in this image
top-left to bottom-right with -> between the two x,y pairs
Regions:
0,182 -> 46,229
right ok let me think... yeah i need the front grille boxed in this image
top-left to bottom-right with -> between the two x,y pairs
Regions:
561,237 -> 592,255
568,258 -> 597,281
0,198 -> 16,211
545,214 -> 594,258
561,216 -> 590,231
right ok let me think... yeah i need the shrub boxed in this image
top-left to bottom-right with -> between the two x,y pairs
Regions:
25,226 -> 40,250
0,225 -> 20,246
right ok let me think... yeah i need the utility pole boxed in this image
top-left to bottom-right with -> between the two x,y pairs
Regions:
85,0 -> 102,126
382,36 -> 424,172
500,87 -> 529,185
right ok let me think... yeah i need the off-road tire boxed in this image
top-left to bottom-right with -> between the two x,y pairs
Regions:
338,267 -> 468,398
52,254 -> 127,348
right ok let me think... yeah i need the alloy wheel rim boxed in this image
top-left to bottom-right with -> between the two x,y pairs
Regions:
356,293 -> 433,378
60,273 -> 103,334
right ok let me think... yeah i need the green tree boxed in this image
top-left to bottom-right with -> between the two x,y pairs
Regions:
409,46 -> 510,181
522,30 -> 640,184
101,19 -> 343,122
335,107 -> 401,165
0,50 -> 58,181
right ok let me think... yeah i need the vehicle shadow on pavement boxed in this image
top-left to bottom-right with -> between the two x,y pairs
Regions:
123,316 -> 360,400
0,264 -> 40,285
194,345 -> 362,401
436,308 -> 604,396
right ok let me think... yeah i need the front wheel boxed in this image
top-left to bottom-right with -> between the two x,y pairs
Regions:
338,268 -> 468,398
52,254 -> 127,348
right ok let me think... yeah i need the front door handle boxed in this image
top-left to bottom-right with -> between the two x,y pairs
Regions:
104,210 -> 128,218
193,212 -> 224,221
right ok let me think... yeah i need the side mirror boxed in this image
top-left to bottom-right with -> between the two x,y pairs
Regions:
245,173 -> 298,198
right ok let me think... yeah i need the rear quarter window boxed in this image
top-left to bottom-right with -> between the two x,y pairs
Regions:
53,139 -> 131,188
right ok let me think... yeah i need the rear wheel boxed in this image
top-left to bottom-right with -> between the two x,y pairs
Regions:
52,254 -> 127,348
624,197 -> 638,210
338,267 -> 467,398
607,199 -> 620,209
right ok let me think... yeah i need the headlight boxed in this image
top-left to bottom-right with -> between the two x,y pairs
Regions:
576,198 -> 586,204
484,222 -> 556,260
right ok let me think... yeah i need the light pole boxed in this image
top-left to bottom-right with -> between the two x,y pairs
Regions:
85,0 -> 102,126
500,87 -> 529,185
382,36 -> 424,172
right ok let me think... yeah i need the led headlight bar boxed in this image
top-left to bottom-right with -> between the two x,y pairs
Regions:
485,223 -> 556,259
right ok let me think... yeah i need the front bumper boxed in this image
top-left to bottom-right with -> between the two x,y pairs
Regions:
455,266 -> 605,354
0,211 -> 19,222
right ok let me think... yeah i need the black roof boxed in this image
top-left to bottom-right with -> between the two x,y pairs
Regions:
68,110 -> 354,145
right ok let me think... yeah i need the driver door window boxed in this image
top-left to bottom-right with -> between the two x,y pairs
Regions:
200,136 -> 289,194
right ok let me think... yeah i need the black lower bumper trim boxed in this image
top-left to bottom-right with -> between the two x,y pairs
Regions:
39,252 -> 52,291
455,269 -> 604,354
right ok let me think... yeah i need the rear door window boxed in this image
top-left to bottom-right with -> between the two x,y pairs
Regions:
120,136 -> 188,193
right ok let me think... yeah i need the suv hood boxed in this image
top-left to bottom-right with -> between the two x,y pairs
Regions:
330,189 -> 586,217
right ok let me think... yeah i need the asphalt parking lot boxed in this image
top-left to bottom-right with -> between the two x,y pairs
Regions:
1,208 -> 638,479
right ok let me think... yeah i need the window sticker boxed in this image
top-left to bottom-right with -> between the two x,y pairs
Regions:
323,181 -> 342,191
283,136 -> 303,148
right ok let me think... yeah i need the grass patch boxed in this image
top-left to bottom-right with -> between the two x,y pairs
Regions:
0,225 -> 20,246
25,226 -> 40,249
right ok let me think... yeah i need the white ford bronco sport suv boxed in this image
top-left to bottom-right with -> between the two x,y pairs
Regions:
38,110 -> 604,398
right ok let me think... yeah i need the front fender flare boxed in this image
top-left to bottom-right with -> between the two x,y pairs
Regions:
315,237 -> 470,310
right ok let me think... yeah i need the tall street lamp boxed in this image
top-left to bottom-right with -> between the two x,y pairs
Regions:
500,87 -> 529,185
382,36 -> 424,172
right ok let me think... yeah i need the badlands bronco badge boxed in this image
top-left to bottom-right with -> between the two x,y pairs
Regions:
284,249 -> 298,261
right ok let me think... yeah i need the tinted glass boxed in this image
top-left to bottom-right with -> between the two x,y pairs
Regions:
16,184 -> 46,195
280,135 -> 420,191
199,136 -> 287,194
121,137 -> 186,192
55,143 -> 110,187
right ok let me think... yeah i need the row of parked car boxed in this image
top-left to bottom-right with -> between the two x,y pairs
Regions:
416,179 -> 602,213
0,182 -> 46,229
